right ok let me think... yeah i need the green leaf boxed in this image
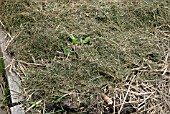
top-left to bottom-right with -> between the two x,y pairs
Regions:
54,94 -> 68,103
0,52 -> 5,75
83,36 -> 90,44
4,88 -> 10,97
30,102 -> 41,107
0,99 -> 5,104
70,35 -> 78,45
64,47 -> 72,54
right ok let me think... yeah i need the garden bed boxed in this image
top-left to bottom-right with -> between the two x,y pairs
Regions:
0,0 -> 170,113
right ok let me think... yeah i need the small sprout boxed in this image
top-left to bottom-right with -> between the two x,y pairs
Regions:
64,47 -> 72,55
70,35 -> 78,45
83,36 -> 90,44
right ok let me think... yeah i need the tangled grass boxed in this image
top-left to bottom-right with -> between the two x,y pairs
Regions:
0,0 -> 170,113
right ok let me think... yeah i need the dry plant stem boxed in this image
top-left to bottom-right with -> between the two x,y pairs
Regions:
163,96 -> 170,108
137,92 -> 155,111
18,63 -> 27,77
118,75 -> 136,114
17,60 -> 46,67
113,97 -> 116,114
158,29 -> 170,38
0,20 -> 5,28
162,51 -> 170,76
4,32 -> 20,51
43,100 -> 46,114
5,58 -> 15,72
140,102 -> 162,113
117,88 -> 153,96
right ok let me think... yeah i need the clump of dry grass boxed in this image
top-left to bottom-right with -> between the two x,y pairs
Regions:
107,73 -> 170,114
0,0 -> 170,113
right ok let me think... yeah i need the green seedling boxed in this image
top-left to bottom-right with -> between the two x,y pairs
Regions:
64,35 -> 90,58
70,35 -> 79,45
69,35 -> 90,45
82,36 -> 90,44
64,47 -> 72,55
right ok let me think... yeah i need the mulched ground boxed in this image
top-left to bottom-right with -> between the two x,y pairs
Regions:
0,0 -> 170,113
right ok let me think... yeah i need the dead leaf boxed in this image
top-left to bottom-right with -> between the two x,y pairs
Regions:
101,93 -> 113,105
84,12 -> 89,17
